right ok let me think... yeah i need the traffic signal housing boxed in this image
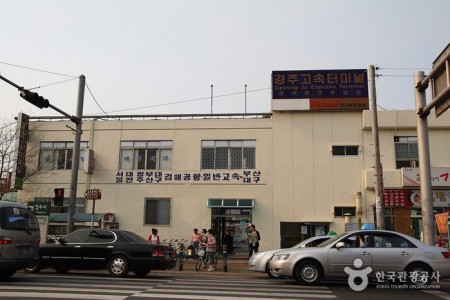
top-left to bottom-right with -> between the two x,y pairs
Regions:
53,188 -> 64,206
20,89 -> 49,109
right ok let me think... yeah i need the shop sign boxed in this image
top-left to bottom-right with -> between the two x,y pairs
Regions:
272,69 -> 368,111
383,190 -> 450,207
115,170 -> 262,184
435,212 -> 449,234
402,167 -> 450,187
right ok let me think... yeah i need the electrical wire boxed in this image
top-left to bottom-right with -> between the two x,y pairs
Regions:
97,87 -> 271,115
85,82 -> 110,117
28,77 -> 79,91
0,61 -> 78,78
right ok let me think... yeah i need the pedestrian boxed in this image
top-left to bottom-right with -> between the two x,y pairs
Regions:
148,228 -> 160,244
222,229 -> 234,272
247,224 -> 260,258
199,228 -> 208,251
191,228 -> 200,257
205,229 -> 217,271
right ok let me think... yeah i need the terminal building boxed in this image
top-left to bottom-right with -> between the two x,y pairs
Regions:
16,69 -> 450,252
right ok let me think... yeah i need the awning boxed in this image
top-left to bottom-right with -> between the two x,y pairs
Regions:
207,199 -> 254,208
49,213 -> 110,223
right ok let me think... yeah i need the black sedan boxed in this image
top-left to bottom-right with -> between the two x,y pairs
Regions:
25,229 -> 176,277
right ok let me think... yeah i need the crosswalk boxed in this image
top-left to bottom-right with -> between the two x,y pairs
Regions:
1,272 -> 337,299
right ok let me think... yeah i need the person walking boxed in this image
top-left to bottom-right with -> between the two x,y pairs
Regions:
148,228 -> 160,244
247,224 -> 260,258
205,229 -> 217,271
221,229 -> 234,272
191,228 -> 200,257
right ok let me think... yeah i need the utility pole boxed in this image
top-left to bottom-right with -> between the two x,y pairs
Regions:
414,71 -> 435,246
67,75 -> 85,234
369,65 -> 385,229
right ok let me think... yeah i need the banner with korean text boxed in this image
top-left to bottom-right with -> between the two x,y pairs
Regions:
435,212 -> 449,234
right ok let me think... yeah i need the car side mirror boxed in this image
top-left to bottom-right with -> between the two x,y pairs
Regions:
335,242 -> 344,249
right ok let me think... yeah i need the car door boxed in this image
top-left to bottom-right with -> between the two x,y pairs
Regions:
370,232 -> 415,273
82,230 -> 116,268
43,230 -> 90,268
327,233 -> 372,277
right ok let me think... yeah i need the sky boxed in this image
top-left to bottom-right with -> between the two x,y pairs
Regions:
0,0 -> 449,121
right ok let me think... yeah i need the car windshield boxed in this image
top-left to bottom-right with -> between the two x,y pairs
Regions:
121,231 -> 147,243
316,233 -> 347,247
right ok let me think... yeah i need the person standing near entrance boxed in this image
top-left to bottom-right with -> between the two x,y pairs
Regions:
222,229 -> 234,272
191,228 -> 200,257
205,229 -> 217,271
247,224 -> 260,258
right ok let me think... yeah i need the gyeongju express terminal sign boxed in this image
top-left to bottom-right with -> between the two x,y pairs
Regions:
272,69 -> 369,111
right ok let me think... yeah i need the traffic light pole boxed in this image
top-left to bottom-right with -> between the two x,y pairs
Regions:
67,75 -> 85,234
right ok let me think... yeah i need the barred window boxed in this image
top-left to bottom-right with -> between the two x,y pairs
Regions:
39,142 -> 88,170
119,141 -> 172,170
394,137 -> 418,169
145,198 -> 171,225
201,140 -> 256,169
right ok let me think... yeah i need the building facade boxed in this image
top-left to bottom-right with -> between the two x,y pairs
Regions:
17,110 -> 450,251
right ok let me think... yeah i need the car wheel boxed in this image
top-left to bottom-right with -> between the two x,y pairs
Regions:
54,267 -> 70,274
133,268 -> 151,277
294,260 -> 322,285
108,255 -> 129,277
0,269 -> 16,278
266,260 -> 282,279
405,263 -> 432,286
23,263 -> 42,273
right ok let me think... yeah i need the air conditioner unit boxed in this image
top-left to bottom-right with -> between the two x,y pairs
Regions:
102,214 -> 115,223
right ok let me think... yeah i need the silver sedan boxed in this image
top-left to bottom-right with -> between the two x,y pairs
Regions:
248,235 -> 332,278
269,230 -> 450,285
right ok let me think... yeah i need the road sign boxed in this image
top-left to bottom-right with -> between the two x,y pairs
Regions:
84,189 -> 101,200
28,201 -> 50,216
432,43 -> 450,117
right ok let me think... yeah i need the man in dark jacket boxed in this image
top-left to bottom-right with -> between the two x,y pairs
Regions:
247,224 -> 261,258
222,230 -> 234,272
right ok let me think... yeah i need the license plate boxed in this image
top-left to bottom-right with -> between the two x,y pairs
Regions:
18,247 -> 30,256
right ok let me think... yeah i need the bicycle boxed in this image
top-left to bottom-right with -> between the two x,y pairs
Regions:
195,249 -> 218,271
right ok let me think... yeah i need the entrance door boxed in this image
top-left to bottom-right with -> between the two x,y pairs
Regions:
211,208 -> 252,254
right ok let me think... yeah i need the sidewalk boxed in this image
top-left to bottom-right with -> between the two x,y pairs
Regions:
163,254 -> 266,277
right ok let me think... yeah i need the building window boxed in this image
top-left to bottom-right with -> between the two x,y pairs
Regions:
332,146 -> 358,156
120,141 -> 172,170
39,142 -> 88,170
394,137 -> 418,169
334,207 -> 356,217
145,198 -> 171,225
201,140 -> 256,169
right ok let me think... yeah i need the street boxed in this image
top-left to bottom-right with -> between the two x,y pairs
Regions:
1,266 -> 450,300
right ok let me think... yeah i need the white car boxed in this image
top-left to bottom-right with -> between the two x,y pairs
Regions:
248,235 -> 332,278
269,230 -> 450,285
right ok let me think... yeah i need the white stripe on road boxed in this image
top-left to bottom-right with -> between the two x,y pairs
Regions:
132,293 -> 336,299
155,285 -> 332,294
0,285 -> 139,294
0,292 -> 125,300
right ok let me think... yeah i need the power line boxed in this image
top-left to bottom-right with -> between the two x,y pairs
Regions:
85,82 -> 110,117
28,77 -> 79,91
0,61 -> 77,78
96,87 -> 271,115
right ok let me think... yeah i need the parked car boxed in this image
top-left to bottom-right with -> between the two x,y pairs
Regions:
249,235 -> 332,278
269,230 -> 450,285
25,228 -> 176,277
0,201 -> 40,278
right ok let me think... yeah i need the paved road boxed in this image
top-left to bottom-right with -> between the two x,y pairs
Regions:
1,267 -> 449,300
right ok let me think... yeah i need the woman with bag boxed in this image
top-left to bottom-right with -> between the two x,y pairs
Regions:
205,229 -> 217,271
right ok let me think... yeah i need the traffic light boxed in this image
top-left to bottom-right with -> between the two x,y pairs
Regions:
53,188 -> 64,207
20,89 -> 49,109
